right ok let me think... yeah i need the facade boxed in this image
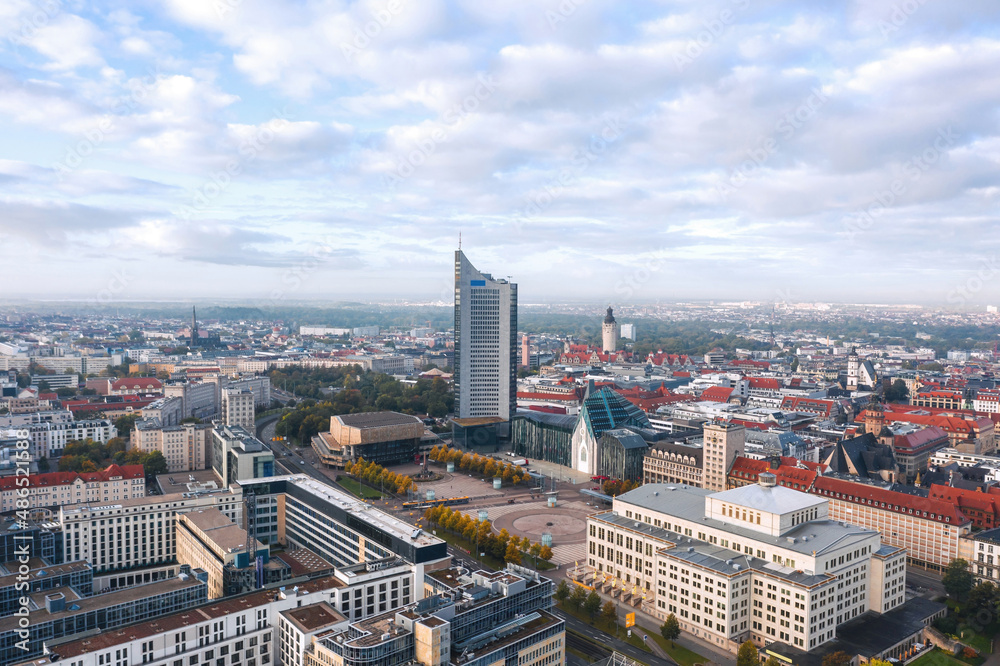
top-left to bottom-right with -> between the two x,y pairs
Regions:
586,476 -> 906,653
109,377 -> 163,395
511,411 -> 577,468
911,390 -> 965,410
226,375 -> 272,407
176,508 -> 268,599
643,440 -> 703,486
965,527 -> 1000,585
317,411 -> 425,467
60,486 -> 243,573
163,380 -> 218,419
212,424 -> 275,486
454,249 -> 517,421
222,387 -> 256,429
306,565 -> 563,666
602,306 -> 619,353
140,396 -> 183,426
0,464 -> 145,512
1,574 -> 207,665
133,419 -> 212,472
702,421 -> 745,491
597,428 -> 647,482
238,475 -> 448,591
571,386 -> 651,476
25,419 -> 116,459
972,389 -> 1000,413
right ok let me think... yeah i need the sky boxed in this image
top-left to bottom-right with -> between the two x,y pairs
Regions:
2,0 -> 999,308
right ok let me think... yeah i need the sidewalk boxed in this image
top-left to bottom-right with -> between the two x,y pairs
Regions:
631,625 -> 672,661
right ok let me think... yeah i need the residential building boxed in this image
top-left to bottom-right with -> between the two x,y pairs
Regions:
0,464 -> 145,512
972,389 -> 1000,414
133,418 -> 212,472
926,484 -> 1000,530
222,387 -> 256,429
702,421 -> 745,491
585,475 -> 906,653
59,486 -> 243,573
24,418 -> 116,458
965,527 -> 1000,585
163,380 -> 218,419
30,373 -> 77,389
454,249 -> 517,421
140,396 -> 183,426
109,377 -> 163,395
212,424 -> 274,486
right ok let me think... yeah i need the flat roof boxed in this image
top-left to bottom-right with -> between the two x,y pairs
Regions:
615,484 -> 874,558
179,508 -> 256,553
273,549 -> 336,577
710,482 -> 826,514
337,412 -> 423,428
155,469 -> 223,494
451,417 -> 505,426
280,601 -> 345,633
0,560 -> 90,589
0,575 -> 206,633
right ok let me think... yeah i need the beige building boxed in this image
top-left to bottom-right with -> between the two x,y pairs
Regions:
176,507 -> 265,599
279,602 -> 348,666
0,464 -> 144,512
60,486 -> 242,573
643,440 -> 703,486
702,421 -> 745,491
222,387 -> 255,429
133,418 -> 212,472
586,474 -> 906,653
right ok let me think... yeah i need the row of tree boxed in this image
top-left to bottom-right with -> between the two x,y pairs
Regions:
601,479 -> 641,497
57,438 -> 168,477
423,505 -> 553,564
428,446 -> 532,486
554,580 -> 619,625
347,458 -> 417,494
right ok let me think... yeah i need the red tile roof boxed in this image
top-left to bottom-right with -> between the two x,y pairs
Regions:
811,475 -> 968,525
0,464 -> 144,492
748,377 -> 780,390
111,377 -> 163,390
700,386 -> 735,403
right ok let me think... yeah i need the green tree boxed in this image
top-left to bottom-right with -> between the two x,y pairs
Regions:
967,581 -> 1000,618
790,357 -> 799,372
765,658 -> 781,666
37,457 -> 50,473
569,585 -> 588,610
584,591 -> 602,618
114,413 -> 139,438
821,651 -> 852,666
737,640 -> 759,666
554,580 -> 571,603
884,379 -> 910,403
601,601 -> 617,626
660,614 -> 680,646
943,559 -> 973,600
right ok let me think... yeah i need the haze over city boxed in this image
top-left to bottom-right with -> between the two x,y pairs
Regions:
3,1 -> 999,304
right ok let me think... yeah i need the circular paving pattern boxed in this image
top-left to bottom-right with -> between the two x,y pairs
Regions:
490,504 -> 593,545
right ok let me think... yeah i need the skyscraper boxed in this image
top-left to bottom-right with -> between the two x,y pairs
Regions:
454,250 -> 517,420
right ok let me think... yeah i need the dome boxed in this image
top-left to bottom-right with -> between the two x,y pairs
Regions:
604,306 -> 616,324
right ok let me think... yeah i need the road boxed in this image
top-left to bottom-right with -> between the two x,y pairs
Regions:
552,607 -> 676,666
906,567 -> 945,598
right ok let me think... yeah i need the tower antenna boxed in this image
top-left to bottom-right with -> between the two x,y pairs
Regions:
459,232 -> 462,250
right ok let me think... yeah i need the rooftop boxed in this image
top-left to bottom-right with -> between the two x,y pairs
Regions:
280,601 -> 346,633
711,482 -> 826,515
337,411 -> 424,428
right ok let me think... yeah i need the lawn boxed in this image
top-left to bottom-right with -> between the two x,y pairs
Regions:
644,629 -> 709,666
910,649 -> 983,666
337,477 -> 383,500
956,623 -> 995,655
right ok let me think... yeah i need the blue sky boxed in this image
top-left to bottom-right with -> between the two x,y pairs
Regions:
2,0 -> 999,306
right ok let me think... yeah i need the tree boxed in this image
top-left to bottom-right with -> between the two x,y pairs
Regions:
884,379 -> 910,403
737,641 -> 759,666
660,614 -> 680,647
821,651 -> 852,666
967,581 -> 1000,618
114,413 -> 139,438
584,591 -> 602,618
504,540 -> 522,565
554,580 -> 571,603
943,559 -> 973,600
790,357 -> 799,372
37,457 -> 49,473
601,601 -> 617,626
765,658 -> 781,666
569,584 -> 588,610
538,545 -> 553,561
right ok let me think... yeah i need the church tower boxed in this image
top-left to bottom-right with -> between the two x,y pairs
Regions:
846,347 -> 859,390
602,306 -> 619,353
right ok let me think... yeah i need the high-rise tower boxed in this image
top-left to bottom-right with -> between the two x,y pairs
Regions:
191,306 -> 199,348
602,305 -> 618,353
454,250 -> 517,420
702,421 -> 745,491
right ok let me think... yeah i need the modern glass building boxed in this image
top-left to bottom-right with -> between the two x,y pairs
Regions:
454,250 -> 517,421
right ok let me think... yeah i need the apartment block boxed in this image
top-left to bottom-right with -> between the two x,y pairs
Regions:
222,387 -> 256,430
702,421 -> 745,491
0,464 -> 145,512
134,419 -> 212,472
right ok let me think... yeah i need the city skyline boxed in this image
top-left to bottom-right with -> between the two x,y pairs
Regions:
4,1 -> 1000,305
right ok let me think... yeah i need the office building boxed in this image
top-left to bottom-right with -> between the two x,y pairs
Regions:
163,380 -> 218,419
454,249 -> 517,420
176,508 -> 272,599
60,486 -> 243,573
141,396 -> 183,426
586,475 -> 906,653
238,475 -> 448,592
643,440 -> 704,486
0,464 -> 145,512
212,424 -> 275,486
702,421 -> 745,491
0,560 -> 93,616
222,387 -> 256,429
305,565 -> 564,666
965,527 -> 1000,585
133,419 -> 212,472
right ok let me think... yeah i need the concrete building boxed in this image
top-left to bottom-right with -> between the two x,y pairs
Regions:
212,424 -> 274,486
620,322 -> 635,340
0,464 -> 145,512
305,565 -> 563,666
140,396 -> 183,426
313,411 -> 425,468
30,373 -> 77,389
164,380 -> 218,419
602,306 -> 619,353
238,475 -> 448,591
643,440 -> 703,486
454,249 -> 517,421
965,527 -> 1000,585
586,475 -> 906,653
24,418 -> 116,459
702,421 -> 745,491
133,418 -> 212,472
176,508 -> 268,599
60,486 -> 243,573
222,386 -> 256,429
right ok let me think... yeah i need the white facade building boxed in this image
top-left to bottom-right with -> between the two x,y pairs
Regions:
26,419 -> 116,458
454,249 -> 517,420
223,387 -> 256,430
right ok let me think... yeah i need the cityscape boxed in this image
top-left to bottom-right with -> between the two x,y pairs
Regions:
4,2 -> 1000,666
